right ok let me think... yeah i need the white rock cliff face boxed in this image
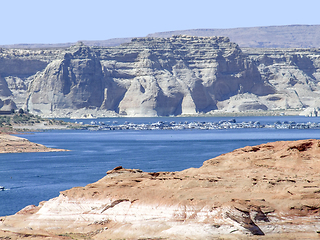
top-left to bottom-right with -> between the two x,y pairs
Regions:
1,36 -> 320,117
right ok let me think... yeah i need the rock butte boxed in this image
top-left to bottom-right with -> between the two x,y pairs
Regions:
1,35 -> 320,118
1,139 -> 320,239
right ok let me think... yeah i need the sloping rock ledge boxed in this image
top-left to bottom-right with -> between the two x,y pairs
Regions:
1,139 -> 320,239
0,134 -> 67,153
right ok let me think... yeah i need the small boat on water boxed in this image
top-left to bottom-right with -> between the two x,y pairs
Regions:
0,186 -> 5,191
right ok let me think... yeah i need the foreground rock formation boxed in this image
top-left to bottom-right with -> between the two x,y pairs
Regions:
0,134 -> 67,153
1,36 -> 320,117
1,139 -> 320,239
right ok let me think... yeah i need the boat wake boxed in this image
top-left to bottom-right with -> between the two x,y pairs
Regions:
0,186 -> 9,191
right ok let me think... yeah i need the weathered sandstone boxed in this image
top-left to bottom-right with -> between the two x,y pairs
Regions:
1,139 -> 320,239
0,134 -> 67,153
0,36 -> 320,117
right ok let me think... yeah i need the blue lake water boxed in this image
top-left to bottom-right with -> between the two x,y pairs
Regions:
1,116 -> 320,216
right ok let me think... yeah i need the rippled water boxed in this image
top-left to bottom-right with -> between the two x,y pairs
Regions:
1,116 -> 320,216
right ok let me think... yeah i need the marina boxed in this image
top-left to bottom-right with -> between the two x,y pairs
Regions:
84,119 -> 320,131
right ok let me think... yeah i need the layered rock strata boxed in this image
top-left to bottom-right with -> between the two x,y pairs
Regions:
1,36 -> 320,117
1,139 -> 320,239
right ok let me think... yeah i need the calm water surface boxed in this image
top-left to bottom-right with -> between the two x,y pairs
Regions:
1,116 -> 320,216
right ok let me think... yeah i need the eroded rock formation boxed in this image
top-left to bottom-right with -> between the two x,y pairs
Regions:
1,139 -> 320,239
26,42 -> 105,115
0,36 -> 320,117
0,134 -> 67,153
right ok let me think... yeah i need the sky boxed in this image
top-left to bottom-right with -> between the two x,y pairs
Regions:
1,0 -> 320,45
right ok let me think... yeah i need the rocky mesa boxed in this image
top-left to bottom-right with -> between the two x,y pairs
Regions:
1,139 -> 320,239
0,36 -> 320,117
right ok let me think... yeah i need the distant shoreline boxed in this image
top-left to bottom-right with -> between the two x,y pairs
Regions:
0,133 -> 68,154
53,110 -> 308,120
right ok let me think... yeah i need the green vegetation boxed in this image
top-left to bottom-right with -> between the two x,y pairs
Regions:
12,112 -> 42,124
0,110 -> 70,133
46,119 -> 67,125
57,232 -> 93,240
0,115 -> 11,127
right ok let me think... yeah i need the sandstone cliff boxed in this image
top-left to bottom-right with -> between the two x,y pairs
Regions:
1,139 -> 320,239
26,42 -> 105,116
1,36 -> 320,117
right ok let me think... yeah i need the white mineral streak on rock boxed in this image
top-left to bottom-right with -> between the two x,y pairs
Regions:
23,194 -> 258,237
23,193 -> 319,238
31,195 -> 217,223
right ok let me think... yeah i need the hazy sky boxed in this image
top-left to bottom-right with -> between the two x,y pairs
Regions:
1,0 -> 319,45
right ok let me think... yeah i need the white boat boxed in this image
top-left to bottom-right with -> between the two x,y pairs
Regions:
0,186 -> 4,191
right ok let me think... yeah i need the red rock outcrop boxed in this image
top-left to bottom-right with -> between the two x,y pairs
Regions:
1,139 -> 320,239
